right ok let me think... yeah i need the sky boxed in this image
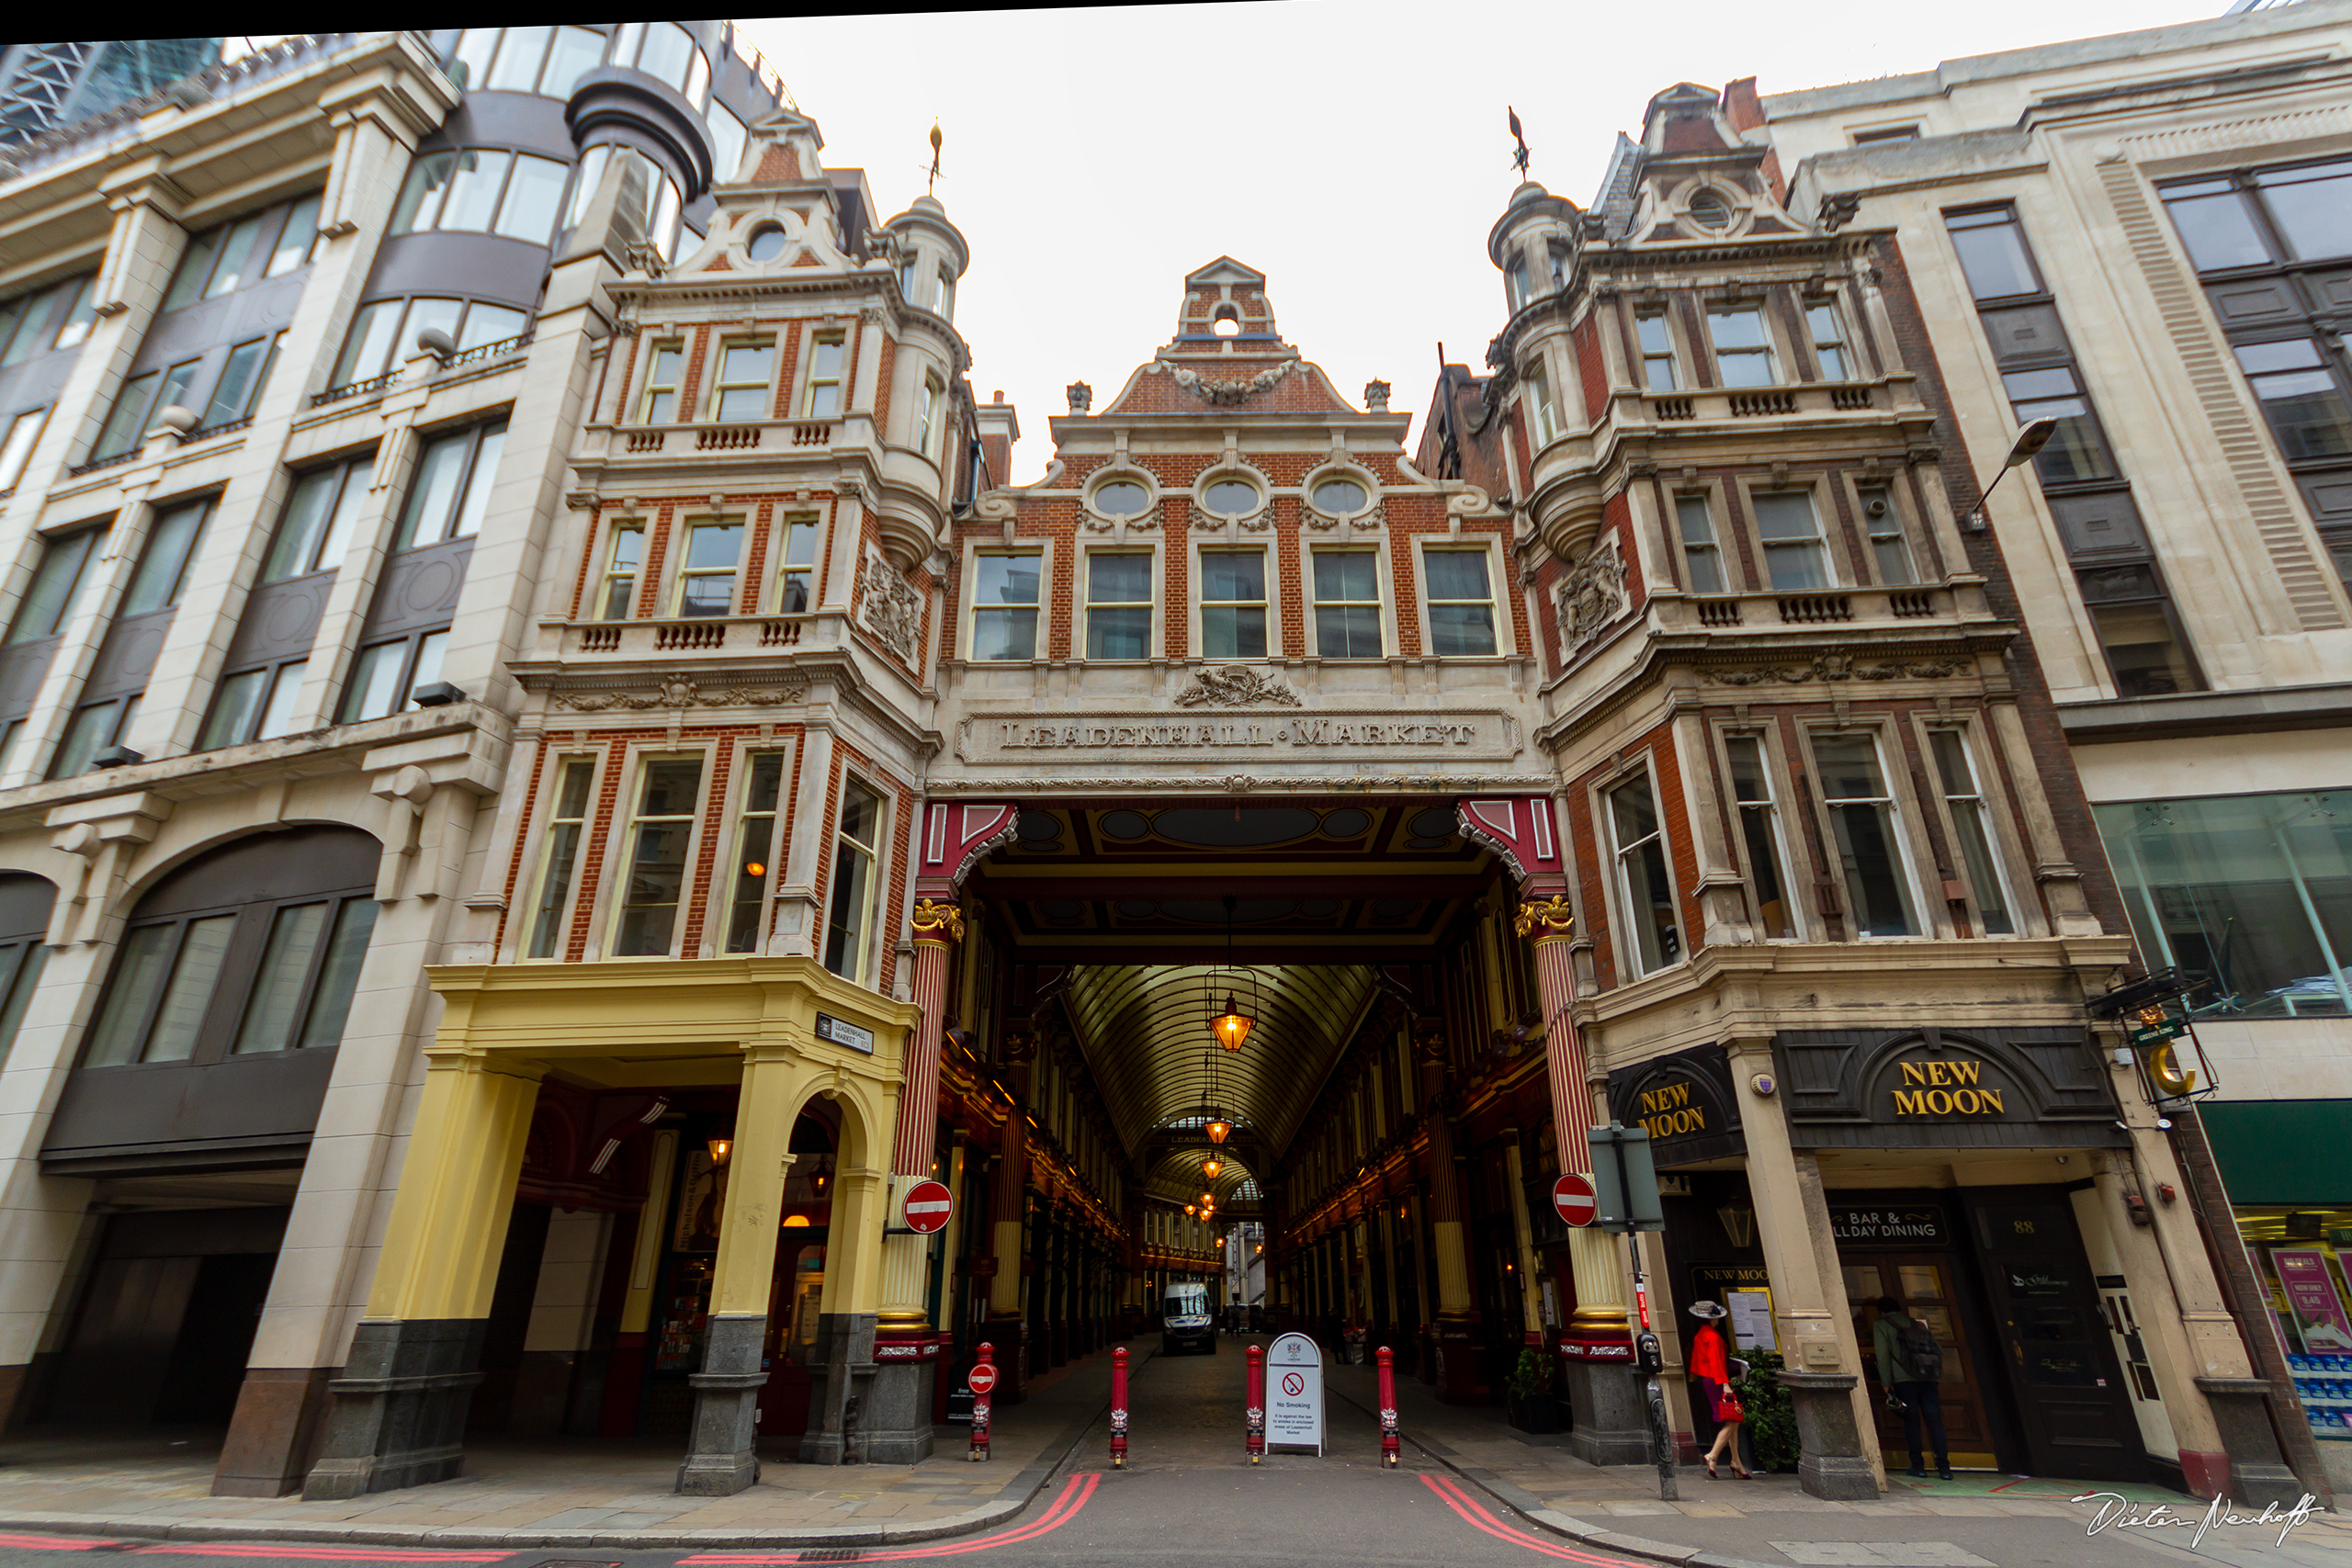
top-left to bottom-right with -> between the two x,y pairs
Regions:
741,1 -> 2222,482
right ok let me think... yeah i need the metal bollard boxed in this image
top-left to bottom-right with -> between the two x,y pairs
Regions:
1246,1342 -> 1265,1464
1377,1345 -> 1400,1467
1109,1347 -> 1129,1469
968,1341 -> 995,1461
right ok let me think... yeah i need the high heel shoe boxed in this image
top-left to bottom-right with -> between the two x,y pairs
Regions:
1704,1461 -> 1719,1479
1733,1465 -> 1753,1479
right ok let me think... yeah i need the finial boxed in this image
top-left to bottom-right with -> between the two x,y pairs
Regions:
1509,106 -> 1531,177
928,120 -> 944,195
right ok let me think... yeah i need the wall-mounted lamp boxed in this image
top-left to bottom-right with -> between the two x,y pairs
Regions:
707,1136 -> 733,1167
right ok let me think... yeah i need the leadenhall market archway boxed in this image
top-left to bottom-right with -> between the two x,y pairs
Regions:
907,794 -> 1598,1413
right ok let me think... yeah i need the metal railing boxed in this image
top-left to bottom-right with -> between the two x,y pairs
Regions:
447,326 -> 534,367
311,368 -> 401,407
64,449 -> 138,478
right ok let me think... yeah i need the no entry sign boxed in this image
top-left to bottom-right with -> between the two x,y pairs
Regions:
967,1362 -> 998,1395
902,1179 -> 955,1235
1552,1172 -> 1598,1228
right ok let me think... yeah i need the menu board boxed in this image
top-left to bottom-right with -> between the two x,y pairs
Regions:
1726,1288 -> 1778,1351
2274,1248 -> 2352,1351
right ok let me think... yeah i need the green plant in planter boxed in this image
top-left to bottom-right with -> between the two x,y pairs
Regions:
1509,1347 -> 1552,1399
1735,1348 -> 1799,1472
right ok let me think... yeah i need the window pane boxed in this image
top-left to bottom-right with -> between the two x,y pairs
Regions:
333,300 -> 402,387
142,914 -> 237,1063
529,818 -> 584,959
203,215 -> 267,299
1316,604 -> 1380,658
123,502 -> 204,615
95,371 -> 158,457
2260,170 -> 2352,264
0,407 -> 47,491
201,339 -> 266,428
614,759 -> 703,956
162,228 -> 221,311
541,26 -> 605,97
1754,493 -> 1828,591
975,553 -> 1039,605
298,899 -> 377,1049
256,661 -> 307,739
84,924 -> 175,1066
198,668 -> 266,750
1204,479 -> 1260,515
1089,552 -> 1149,603
1932,730 -> 2013,935
565,144 -> 610,229
2088,600 -> 2200,697
449,426 -> 503,537
1676,497 -> 1723,592
1815,735 -> 1917,937
266,194 -> 321,276
439,151 -> 511,231
1707,309 -> 1768,349
708,102 -> 748,182
389,152 -> 454,235
494,155 -> 568,243
2162,188 -> 2272,271
973,608 -> 1036,660
1727,737 -> 1792,939
1812,733 -> 1887,800
1946,213 -> 2040,299
1203,605 -> 1265,660
486,25 -> 549,91
0,944 -> 48,1069
10,530 -> 96,643
233,902 -> 329,1054
639,22 -> 694,90
407,631 -> 447,697
1200,550 -> 1262,603
1315,551 -> 1377,603
343,641 -> 406,721
1425,550 -> 1490,602
1430,603 -> 1497,657
1087,606 -> 1148,659
396,433 -> 469,548
451,28 -> 500,89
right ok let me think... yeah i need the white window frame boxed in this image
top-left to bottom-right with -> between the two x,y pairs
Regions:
711,739 -> 796,957
965,543 -> 1046,662
1674,491 -> 1725,594
601,747 -> 710,960
1601,761 -> 1685,978
1308,546 -> 1386,660
1081,547 -> 1156,661
639,339 -> 684,424
1746,486 -> 1838,592
1805,298 -> 1852,382
1705,303 -> 1779,389
706,336 -> 776,423
775,512 -> 823,614
1523,353 -> 1560,445
1804,726 -> 1929,941
916,371 -> 944,457
670,514 -> 746,618
1195,542 -> 1271,661
1635,308 -> 1680,392
1417,539 -> 1506,659
1919,719 -> 2026,938
1717,725 -> 1803,941
800,331 -> 847,418
596,517 -> 645,620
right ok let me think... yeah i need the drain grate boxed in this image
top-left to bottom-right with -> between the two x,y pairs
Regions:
799,1551 -> 865,1562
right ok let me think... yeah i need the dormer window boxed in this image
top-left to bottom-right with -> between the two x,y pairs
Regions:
1687,189 -> 1732,231
746,224 -> 786,262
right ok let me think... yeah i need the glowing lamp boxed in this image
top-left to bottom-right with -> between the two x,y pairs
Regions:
783,1214 -> 811,1228
1203,1153 -> 1224,1179
707,1136 -> 733,1167
1205,1114 -> 1232,1145
1212,995 -> 1253,1052
744,860 -> 766,878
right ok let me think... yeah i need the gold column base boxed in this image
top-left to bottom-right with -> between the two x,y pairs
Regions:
876,1309 -> 929,1328
1570,1305 -> 1631,1330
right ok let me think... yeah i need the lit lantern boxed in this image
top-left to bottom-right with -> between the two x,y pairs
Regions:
1212,994 -> 1254,1052
707,1136 -> 733,1167
1203,1152 -> 1224,1179
1205,1112 -> 1233,1145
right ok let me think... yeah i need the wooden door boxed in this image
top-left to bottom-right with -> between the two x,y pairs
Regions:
1969,1197 -> 2146,1482
1846,1255 -> 2000,1470
753,1239 -> 827,1439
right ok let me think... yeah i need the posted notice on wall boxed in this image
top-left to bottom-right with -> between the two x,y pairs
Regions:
1726,1288 -> 1778,1351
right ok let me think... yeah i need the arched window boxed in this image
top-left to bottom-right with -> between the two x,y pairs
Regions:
80,828 -> 379,1068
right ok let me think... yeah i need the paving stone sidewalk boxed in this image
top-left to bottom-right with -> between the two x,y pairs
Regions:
0,1341 -> 1139,1548
1322,1356 -> 2352,1568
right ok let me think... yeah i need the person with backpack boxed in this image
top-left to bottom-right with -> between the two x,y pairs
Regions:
1872,1295 -> 1951,1480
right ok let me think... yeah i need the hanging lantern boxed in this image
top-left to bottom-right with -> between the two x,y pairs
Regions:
1203,1152 -> 1224,1179
1213,994 -> 1254,1053
707,1135 -> 733,1167
1202,1191 -> 1216,1208
1185,1204 -> 1196,1217
1205,1111 -> 1232,1145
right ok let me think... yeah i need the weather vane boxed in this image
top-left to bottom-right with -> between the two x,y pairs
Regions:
927,120 -> 943,195
1509,106 -> 1531,176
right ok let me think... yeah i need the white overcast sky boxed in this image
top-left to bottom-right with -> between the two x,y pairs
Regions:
741,1 -> 2218,483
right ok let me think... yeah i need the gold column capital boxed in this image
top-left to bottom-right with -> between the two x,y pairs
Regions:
1513,895 -> 1577,942
909,897 -> 965,943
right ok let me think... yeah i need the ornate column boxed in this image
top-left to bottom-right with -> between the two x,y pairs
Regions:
878,895 -> 962,1329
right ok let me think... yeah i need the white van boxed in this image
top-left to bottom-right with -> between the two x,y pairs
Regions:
1161,1281 -> 1216,1355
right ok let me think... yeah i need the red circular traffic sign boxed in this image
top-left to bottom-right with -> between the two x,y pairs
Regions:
1552,1172 -> 1598,1228
967,1362 -> 998,1394
902,1179 -> 955,1235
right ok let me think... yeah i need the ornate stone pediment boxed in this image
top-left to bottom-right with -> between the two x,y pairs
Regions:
1159,358 -> 1296,406
1704,653 -> 1963,685
1172,667 -> 1303,708
550,671 -> 811,710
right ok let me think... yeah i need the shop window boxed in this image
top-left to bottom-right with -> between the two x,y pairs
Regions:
1423,547 -> 1498,656
597,520 -> 644,619
1752,491 -> 1832,591
1676,494 -> 1724,592
0,274 -> 96,367
0,407 -> 49,493
1608,770 -> 1682,975
673,518 -> 744,617
81,832 -> 379,1068
1724,735 -> 1794,939
1929,728 -> 2015,936
1636,310 -> 1679,392
777,514 -> 821,613
1083,551 -> 1150,660
1200,548 -> 1266,660
970,550 -> 1040,660
707,340 -> 775,423
1812,732 -> 1921,938
823,778 -> 884,982
726,752 -> 786,953
1311,548 -> 1381,658
610,756 -> 705,957
525,758 -> 595,959
1706,306 -> 1776,389
158,193 -> 322,315
2098,792 -> 2351,1019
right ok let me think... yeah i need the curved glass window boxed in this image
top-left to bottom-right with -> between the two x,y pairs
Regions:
390,149 -> 573,246
1091,479 -> 1149,516
616,21 -> 701,96
1203,479 -> 1260,516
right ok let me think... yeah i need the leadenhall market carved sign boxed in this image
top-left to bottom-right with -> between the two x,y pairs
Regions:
955,709 -> 1521,765
1773,1026 -> 2125,1150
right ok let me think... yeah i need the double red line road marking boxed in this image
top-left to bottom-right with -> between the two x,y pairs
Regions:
1420,1472 -> 1650,1566
0,1540 -> 503,1563
683,1472 -> 1102,1564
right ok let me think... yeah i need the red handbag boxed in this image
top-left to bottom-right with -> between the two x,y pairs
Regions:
1715,1386 -> 1747,1423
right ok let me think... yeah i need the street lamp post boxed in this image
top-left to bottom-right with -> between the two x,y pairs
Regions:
1962,417 -> 2058,533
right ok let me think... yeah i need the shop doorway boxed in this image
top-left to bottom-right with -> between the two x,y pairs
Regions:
1846,1255 -> 1999,1470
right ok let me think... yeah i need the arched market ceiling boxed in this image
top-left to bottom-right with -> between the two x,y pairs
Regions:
1145,1145 -> 1259,1210
1060,962 -> 1380,1158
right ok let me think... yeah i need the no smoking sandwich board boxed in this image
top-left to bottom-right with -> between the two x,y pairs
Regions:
1265,1332 -> 1323,1455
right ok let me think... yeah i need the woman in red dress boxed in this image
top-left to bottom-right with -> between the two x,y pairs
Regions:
1688,1301 -> 1750,1478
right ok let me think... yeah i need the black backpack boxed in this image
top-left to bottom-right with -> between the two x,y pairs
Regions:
1898,1316 -> 1944,1382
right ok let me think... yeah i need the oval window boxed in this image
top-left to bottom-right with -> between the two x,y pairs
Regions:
1687,189 -> 1731,230
1313,478 -> 1367,514
746,224 -> 786,261
1092,480 -> 1149,516
1204,479 -> 1260,516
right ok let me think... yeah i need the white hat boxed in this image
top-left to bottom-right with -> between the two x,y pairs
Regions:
1688,1300 -> 1728,1320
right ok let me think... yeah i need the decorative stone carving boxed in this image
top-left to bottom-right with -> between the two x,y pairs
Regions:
1067,381 -> 1092,413
1306,501 -> 1385,533
550,671 -> 811,710
1363,378 -> 1391,412
1817,192 -> 1862,233
1555,534 -> 1627,658
857,545 -> 925,664
1513,895 -> 1577,942
1189,501 -> 1270,534
1705,653 -> 1964,686
1160,358 -> 1295,406
1171,667 -> 1304,708
908,897 -> 966,942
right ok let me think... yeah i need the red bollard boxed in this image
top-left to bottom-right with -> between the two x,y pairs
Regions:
968,1342 -> 996,1461
1246,1342 -> 1265,1464
1377,1345 -> 1401,1468
1109,1346 -> 1129,1469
